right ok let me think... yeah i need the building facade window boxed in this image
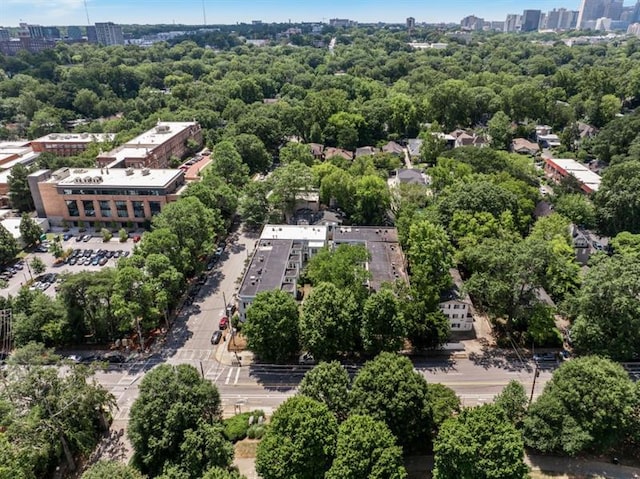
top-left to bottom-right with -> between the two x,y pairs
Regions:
82,200 -> 96,217
132,201 -> 145,218
149,201 -> 161,216
99,200 -> 112,218
66,200 -> 79,217
115,200 -> 128,218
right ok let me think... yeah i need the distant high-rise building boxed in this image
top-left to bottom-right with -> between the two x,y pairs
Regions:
27,24 -> 44,38
604,0 -> 624,20
67,26 -> 83,40
0,29 -> 10,41
577,0 -> 613,29
546,9 -> 562,29
460,15 -> 484,30
43,26 -> 60,39
521,9 -> 542,32
560,10 -> 580,29
95,22 -> 124,46
406,17 -> 416,30
504,14 -> 522,32
86,25 -> 98,43
329,18 -> 354,27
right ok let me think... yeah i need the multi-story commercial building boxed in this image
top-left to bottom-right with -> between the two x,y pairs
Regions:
0,29 -> 10,41
460,15 -> 485,30
95,22 -> 124,46
86,26 -> 98,44
329,18 -> 354,27
504,14 -> 522,32
521,9 -> 542,31
544,158 -> 601,194
28,166 -> 185,227
97,122 -> 202,169
406,17 -> 416,30
237,225 -> 408,321
30,133 -> 115,157
67,26 -> 83,41
577,0 -> 621,28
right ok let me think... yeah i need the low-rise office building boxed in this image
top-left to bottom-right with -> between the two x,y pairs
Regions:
30,132 -> 115,157
28,166 -> 185,227
544,158 -> 601,193
97,121 -> 202,169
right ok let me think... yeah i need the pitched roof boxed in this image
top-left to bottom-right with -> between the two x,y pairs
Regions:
382,141 -> 404,155
355,146 -> 379,157
512,138 -> 540,154
396,168 -> 426,185
324,147 -> 354,160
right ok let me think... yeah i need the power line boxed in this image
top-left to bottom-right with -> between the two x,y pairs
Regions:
202,0 -> 207,26
84,0 -> 91,25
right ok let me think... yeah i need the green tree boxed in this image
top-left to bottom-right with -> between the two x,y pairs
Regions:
244,290 -> 300,363
352,175 -> 391,225
594,160 -> 640,235
419,124 -> 447,165
201,468 -> 246,479
128,364 -> 223,476
304,244 -> 370,295
568,254 -> 640,360
268,161 -> 314,220
7,164 -> 35,212
81,461 -> 145,479
524,356 -> 637,455
239,181 -> 270,229
255,396 -> 337,479
298,361 -> 351,421
210,141 -> 250,187
493,380 -> 528,428
325,415 -> 407,479
119,228 -> 128,242
361,289 -> 405,355
19,213 -> 42,248
175,421 -> 234,478
406,221 -> 453,300
279,142 -> 315,166
349,352 -> 432,451
0,223 -> 19,266
299,282 -> 360,360
111,265 -> 161,333
610,231 -> 640,256
232,133 -> 271,173
433,404 -> 529,479
30,256 -> 45,275
324,112 -> 364,150
554,194 -> 596,229
487,111 -> 512,151
73,89 -> 100,118
427,383 -> 461,430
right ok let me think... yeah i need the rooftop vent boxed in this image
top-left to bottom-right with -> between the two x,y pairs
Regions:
125,167 -> 134,176
141,168 -> 150,176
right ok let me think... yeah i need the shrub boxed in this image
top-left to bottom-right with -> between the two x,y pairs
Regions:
101,228 -> 113,242
247,424 -> 265,439
223,410 -> 265,442
119,228 -> 128,243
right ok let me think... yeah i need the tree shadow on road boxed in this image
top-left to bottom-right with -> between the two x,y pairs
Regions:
247,363 -> 310,392
468,342 -> 532,373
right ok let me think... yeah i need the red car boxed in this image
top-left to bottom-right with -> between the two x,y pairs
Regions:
132,234 -> 141,243
219,316 -> 229,330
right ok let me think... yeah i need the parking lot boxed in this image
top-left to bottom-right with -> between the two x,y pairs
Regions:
1,234 -> 137,298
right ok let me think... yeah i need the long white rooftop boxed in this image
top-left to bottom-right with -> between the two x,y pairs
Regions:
260,224 -> 328,242
549,158 -> 601,191
46,167 -> 183,188
33,133 -> 115,143
123,122 -> 196,148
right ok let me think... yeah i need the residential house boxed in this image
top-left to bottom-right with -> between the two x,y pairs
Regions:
324,147 -> 354,161
382,141 -> 404,156
392,168 -> 428,186
512,138 -> 540,155
355,146 -> 379,157
577,122 -> 597,139
450,130 -> 488,148
308,143 -> 324,160
439,268 -> 474,332
406,138 -> 423,158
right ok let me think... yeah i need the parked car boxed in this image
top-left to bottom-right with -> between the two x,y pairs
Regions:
132,234 -> 141,243
75,235 -> 84,242
219,316 -> 229,330
62,233 -> 73,241
226,303 -> 237,316
99,257 -> 108,266
102,352 -> 126,363
122,251 -> 130,257
211,330 -> 223,345
91,257 -> 100,266
206,259 -> 216,270
533,353 -> 557,362
82,234 -> 92,242
298,352 -> 316,365
68,257 -> 78,266
14,262 -> 23,270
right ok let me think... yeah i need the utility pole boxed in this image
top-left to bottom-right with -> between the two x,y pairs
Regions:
529,362 -> 540,407
202,0 -> 207,26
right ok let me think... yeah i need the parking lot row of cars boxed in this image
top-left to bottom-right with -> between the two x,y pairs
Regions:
1,260 -> 25,281
29,272 -> 59,292
65,248 -> 130,267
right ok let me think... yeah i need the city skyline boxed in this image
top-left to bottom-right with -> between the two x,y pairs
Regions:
3,0 -> 599,26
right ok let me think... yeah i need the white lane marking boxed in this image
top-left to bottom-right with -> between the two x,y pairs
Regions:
234,367 -> 241,385
225,367 -> 234,385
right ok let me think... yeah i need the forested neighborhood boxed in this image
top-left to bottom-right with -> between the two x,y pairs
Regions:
0,18 -> 639,479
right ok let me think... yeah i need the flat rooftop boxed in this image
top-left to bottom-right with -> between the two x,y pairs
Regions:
261,224 -> 327,242
239,239 -> 294,298
548,158 -> 601,191
32,133 -> 115,143
333,226 -> 399,243
123,122 -> 196,148
47,167 -> 183,188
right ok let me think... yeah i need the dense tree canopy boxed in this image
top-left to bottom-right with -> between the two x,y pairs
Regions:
298,361 -> 351,421
524,356 -> 637,455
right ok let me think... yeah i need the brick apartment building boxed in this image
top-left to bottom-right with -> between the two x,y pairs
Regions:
30,133 -> 115,157
97,121 -> 202,169
28,166 -> 185,227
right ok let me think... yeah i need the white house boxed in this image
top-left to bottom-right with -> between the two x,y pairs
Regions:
439,268 -> 474,331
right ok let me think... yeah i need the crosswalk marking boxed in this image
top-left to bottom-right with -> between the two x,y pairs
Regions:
234,367 -> 240,385
225,368 -> 233,385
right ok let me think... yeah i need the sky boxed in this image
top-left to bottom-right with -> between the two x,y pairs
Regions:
2,0 -> 588,27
